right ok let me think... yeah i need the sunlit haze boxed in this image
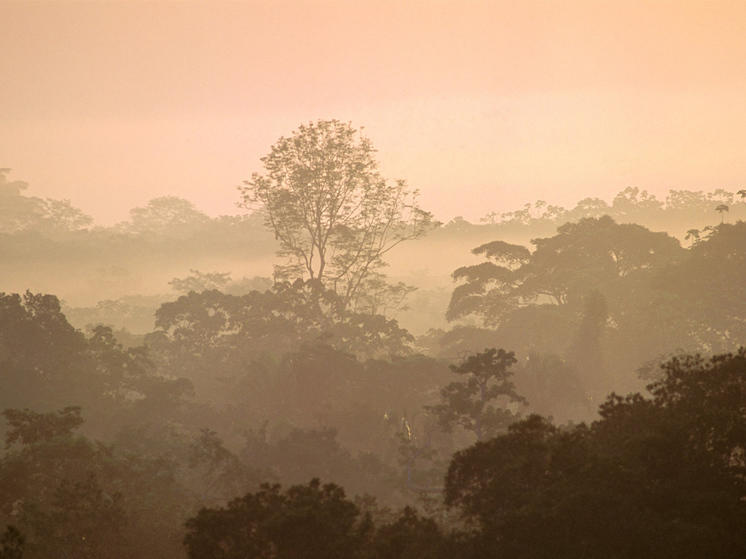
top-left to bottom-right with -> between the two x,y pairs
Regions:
3,0 -> 746,224
3,3 -> 746,557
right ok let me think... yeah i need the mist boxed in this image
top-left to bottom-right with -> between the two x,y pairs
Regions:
1,2 -> 745,558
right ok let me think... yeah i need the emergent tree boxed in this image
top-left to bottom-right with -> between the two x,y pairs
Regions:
240,120 -> 433,309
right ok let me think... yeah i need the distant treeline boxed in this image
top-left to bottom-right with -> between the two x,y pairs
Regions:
3,167 -> 746,328
2,161 -> 746,557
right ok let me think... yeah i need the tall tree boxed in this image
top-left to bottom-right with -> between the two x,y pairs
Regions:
566,289 -> 608,391
240,120 -> 433,308
715,203 -> 729,223
447,216 -> 683,326
427,348 -> 525,442
445,217 -> 691,395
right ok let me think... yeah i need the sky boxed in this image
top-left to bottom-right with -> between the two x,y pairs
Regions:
2,0 -> 746,224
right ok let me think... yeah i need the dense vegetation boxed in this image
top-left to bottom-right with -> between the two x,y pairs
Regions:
1,123 -> 745,557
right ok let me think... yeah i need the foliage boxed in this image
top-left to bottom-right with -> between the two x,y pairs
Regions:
3,407 -> 83,448
0,526 -> 24,559
187,428 -> 266,506
444,349 -> 746,558
657,221 -> 746,351
479,186 -> 746,233
443,215 -> 746,402
427,348 -> 525,441
0,169 -> 92,235
369,506 -> 451,559
184,479 -> 370,559
0,291 -> 89,413
240,119 -> 433,308
0,408 -> 188,559
4,163 -> 746,558
148,280 -> 414,371
122,196 -> 210,238
0,292 -> 194,443
511,352 -> 592,423
448,216 -> 683,325
169,269 -> 232,294
715,203 -> 729,222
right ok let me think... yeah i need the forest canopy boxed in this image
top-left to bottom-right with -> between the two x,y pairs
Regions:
2,128 -> 745,559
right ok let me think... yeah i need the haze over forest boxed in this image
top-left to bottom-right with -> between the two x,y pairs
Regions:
1,2 -> 745,558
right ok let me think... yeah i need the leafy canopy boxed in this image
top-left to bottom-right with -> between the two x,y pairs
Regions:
427,348 -> 526,441
444,349 -> 746,558
240,120 -> 433,308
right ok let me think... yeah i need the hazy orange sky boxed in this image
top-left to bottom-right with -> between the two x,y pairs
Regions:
3,0 -> 746,224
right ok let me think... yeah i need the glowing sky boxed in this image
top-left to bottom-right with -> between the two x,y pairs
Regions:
3,1 -> 746,224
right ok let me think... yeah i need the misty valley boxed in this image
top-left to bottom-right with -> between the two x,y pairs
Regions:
1,120 -> 745,559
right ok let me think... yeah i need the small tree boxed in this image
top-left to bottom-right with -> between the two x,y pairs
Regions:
715,203 -> 729,223
240,120 -> 433,309
428,348 -> 526,441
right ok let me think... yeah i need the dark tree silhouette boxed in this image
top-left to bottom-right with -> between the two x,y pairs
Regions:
444,349 -> 746,558
184,479 -> 370,559
715,203 -> 729,223
0,526 -> 24,559
427,348 -> 525,441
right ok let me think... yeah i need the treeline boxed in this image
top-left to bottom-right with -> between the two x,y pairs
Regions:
3,167 -> 746,317
0,287 -> 454,557
26,215 -> 746,426
1,303 -> 743,558
3,121 -> 746,558
183,350 -> 746,558
1,218 -> 745,556
478,186 -> 746,232
0,245 -> 744,555
1,169 -> 276,306
425,217 -> 746,410
2,198 -> 745,427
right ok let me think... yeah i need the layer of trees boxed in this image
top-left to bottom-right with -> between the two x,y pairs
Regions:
2,121 -> 745,558
443,349 -> 746,558
478,186 -> 746,235
3,163 -> 745,334
2,285 -> 744,557
426,217 -> 746,421
184,349 -> 746,559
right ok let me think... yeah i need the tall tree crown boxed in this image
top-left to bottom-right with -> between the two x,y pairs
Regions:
240,120 -> 433,308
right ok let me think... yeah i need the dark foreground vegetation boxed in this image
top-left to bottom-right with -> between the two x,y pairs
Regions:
2,121 -> 745,557
1,326 -> 743,558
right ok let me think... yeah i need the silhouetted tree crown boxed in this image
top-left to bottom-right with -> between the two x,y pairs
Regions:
240,119 -> 434,309
184,479 -> 369,559
427,348 -> 525,441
